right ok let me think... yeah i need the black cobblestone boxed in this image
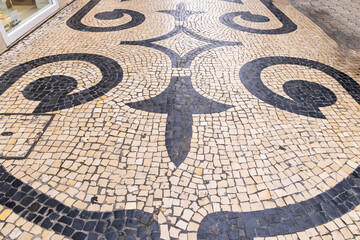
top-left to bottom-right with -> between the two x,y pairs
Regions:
0,166 -> 160,239
198,167 -> 360,239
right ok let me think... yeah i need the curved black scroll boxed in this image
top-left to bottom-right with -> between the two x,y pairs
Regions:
240,56 -> 360,118
0,165 -> 160,240
198,166 -> 360,239
0,53 -> 123,113
66,0 -> 145,32
220,0 -> 297,34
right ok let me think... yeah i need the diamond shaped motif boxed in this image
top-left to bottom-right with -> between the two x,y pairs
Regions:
155,32 -> 210,58
121,26 -> 242,68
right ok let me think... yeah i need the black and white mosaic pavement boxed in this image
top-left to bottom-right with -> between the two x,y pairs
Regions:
0,114 -> 54,160
220,0 -> 297,34
120,25 -> 242,68
126,76 -> 233,167
0,0 -> 359,238
240,56 -> 360,119
0,166 -> 160,240
198,167 -> 360,239
158,3 -> 204,22
0,53 -> 123,113
67,0 -> 145,32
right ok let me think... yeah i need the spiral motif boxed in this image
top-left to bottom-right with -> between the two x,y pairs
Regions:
0,53 -> 123,113
220,0 -> 297,34
66,0 -> 145,32
240,56 -> 360,118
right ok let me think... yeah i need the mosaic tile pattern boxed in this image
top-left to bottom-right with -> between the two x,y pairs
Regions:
240,56 -> 360,119
198,166 -> 360,239
0,54 -> 123,113
290,0 -> 360,50
158,3 -> 204,22
0,114 -> 54,159
67,0 -> 145,32
120,24 -> 242,68
126,76 -> 233,166
0,0 -> 359,239
0,166 -> 160,239
220,0 -> 297,34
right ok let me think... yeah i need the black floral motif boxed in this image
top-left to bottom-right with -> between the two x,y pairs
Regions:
158,3 -> 203,21
127,76 -> 233,167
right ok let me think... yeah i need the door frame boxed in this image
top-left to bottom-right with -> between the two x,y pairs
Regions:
0,0 -> 59,46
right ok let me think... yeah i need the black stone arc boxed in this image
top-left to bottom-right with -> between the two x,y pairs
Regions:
121,26 -> 242,68
240,56 -> 360,118
126,76 -> 234,167
198,166 -> 360,239
220,0 -> 297,34
66,0 -> 145,32
0,53 -> 123,113
0,165 -> 160,240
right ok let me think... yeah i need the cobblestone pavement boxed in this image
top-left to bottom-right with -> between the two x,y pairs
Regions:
290,0 -> 360,50
0,0 -> 359,239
